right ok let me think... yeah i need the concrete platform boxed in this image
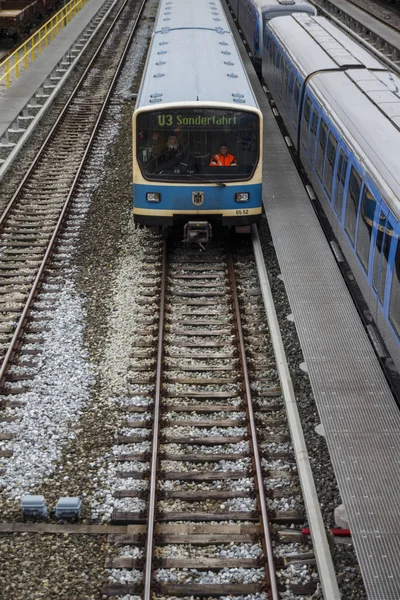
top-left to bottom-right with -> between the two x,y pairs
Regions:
226,3 -> 400,600
0,0 -> 111,139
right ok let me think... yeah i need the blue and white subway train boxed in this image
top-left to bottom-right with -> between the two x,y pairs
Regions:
261,13 -> 400,372
228,0 -> 316,67
132,0 -> 263,231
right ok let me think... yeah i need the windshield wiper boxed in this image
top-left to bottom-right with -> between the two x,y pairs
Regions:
182,173 -> 227,187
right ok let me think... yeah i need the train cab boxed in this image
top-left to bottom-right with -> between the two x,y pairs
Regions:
132,0 -> 263,233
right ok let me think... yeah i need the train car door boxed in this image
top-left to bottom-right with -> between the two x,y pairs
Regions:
384,213 -> 400,350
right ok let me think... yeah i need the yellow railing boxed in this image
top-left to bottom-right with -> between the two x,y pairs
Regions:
0,0 -> 90,89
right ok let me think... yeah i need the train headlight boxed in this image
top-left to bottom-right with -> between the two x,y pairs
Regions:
235,192 -> 249,202
146,192 -> 161,202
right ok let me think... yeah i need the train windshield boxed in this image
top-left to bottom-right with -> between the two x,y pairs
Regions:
136,108 -> 259,182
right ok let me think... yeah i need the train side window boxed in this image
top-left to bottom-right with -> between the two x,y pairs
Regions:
292,80 -> 301,125
344,166 -> 362,246
301,97 -> 311,150
270,41 -> 277,79
275,53 -> 282,94
316,120 -> 328,180
287,72 -> 294,113
333,150 -> 347,219
308,109 -> 319,164
372,212 -> 392,304
389,239 -> 400,338
279,58 -> 287,99
283,62 -> 289,101
356,186 -> 376,274
323,133 -> 337,200
265,32 -> 270,53
270,39 -> 275,62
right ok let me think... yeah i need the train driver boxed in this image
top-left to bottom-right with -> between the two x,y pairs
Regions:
209,143 -> 237,167
154,134 -> 184,172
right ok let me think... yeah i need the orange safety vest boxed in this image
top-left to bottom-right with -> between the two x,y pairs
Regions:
210,152 -> 237,167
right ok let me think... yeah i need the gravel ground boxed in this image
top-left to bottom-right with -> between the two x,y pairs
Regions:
0,533 -> 108,600
0,0 -> 157,596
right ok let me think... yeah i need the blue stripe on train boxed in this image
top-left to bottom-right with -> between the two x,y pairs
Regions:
133,183 -> 262,211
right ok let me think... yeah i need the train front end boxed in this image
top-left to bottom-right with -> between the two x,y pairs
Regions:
132,103 -> 263,232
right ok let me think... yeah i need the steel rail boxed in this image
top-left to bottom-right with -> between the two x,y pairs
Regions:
309,0 -> 400,75
251,225 -> 341,600
0,0 -> 144,230
226,246 -> 280,600
143,239 -> 167,600
0,0 -> 148,387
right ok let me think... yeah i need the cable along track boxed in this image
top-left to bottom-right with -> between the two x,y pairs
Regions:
104,237 -> 321,599
0,0 -> 147,390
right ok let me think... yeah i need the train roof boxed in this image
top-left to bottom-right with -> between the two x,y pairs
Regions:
154,0 -> 231,32
136,0 -> 259,110
255,0 -> 316,17
269,14 -> 384,70
269,14 -> 400,212
315,70 -> 400,216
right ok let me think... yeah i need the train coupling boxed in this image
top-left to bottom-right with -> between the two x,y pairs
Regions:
183,221 -> 212,250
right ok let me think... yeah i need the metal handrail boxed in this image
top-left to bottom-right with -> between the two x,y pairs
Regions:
0,0 -> 90,88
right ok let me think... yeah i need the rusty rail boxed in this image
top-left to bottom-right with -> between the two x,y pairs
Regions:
142,240 -> 280,599
0,0 -> 147,388
227,248 -> 280,600
143,238 -> 167,600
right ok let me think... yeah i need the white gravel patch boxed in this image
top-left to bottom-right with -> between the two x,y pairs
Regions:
162,441 -> 249,455
155,568 -> 265,584
113,498 -> 147,512
160,459 -> 250,472
158,497 -> 256,513
119,546 -> 144,558
163,426 -> 246,437
117,461 -> 149,473
278,562 -> 319,588
159,478 -> 254,491
155,543 -> 263,559
107,568 -> 143,584
87,224 -> 162,520
118,396 -> 153,407
120,428 -> 151,437
0,277 -> 93,499
113,442 -> 151,455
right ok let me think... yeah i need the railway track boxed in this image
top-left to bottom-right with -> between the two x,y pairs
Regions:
0,0 -> 344,595
0,0 -> 146,395
309,0 -> 400,73
101,234 -> 327,598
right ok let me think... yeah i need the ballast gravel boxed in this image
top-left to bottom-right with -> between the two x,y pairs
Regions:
0,276 -> 93,509
155,543 -> 263,559
154,568 -> 265,584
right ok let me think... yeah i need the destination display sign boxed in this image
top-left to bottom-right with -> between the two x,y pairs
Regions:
156,113 -> 238,127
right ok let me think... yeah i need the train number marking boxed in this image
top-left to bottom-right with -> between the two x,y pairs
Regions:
235,209 -> 249,215
157,114 -> 173,126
